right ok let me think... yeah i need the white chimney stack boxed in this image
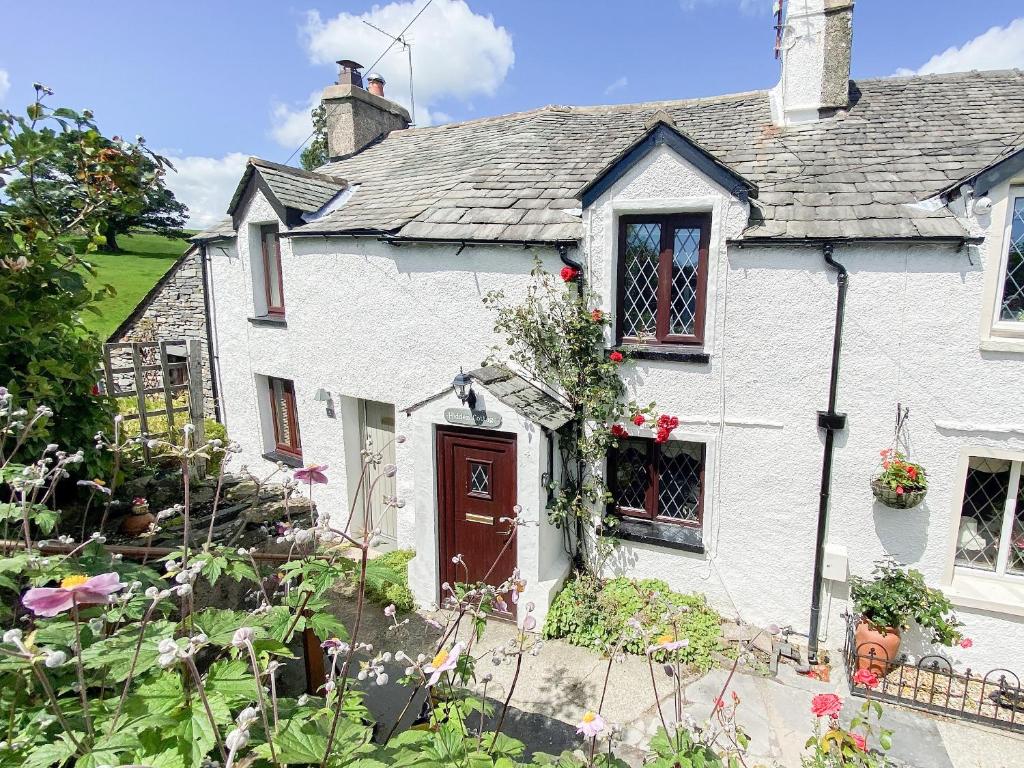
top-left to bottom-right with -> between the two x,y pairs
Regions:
771,0 -> 854,126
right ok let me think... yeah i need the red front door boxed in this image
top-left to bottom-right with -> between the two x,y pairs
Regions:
437,427 -> 517,609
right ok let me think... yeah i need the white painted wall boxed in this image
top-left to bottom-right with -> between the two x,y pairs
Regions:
211,158 -> 1024,673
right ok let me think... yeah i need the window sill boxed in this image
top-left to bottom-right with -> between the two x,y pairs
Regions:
262,450 -> 303,468
945,569 -> 1024,617
609,517 -> 704,554
249,315 -> 287,328
980,337 -> 1024,354
615,344 -> 710,364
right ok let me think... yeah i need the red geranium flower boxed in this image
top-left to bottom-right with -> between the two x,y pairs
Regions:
631,413 -> 645,426
560,266 -> 578,282
610,424 -> 628,438
609,351 -> 623,363
852,668 -> 879,689
896,485 -> 905,495
591,309 -> 603,322
907,466 -> 918,480
810,693 -> 842,718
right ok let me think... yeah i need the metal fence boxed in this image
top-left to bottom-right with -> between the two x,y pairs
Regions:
843,617 -> 1023,733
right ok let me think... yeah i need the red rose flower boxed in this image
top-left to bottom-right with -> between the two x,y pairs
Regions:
655,427 -> 671,444
810,693 -> 842,718
560,266 -> 578,282
610,424 -> 628,438
850,733 -> 866,751
960,637 -> 973,649
632,413 -> 646,426
852,668 -> 879,689
609,351 -> 624,363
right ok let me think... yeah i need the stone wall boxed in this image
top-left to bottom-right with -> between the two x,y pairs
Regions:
110,246 -> 217,417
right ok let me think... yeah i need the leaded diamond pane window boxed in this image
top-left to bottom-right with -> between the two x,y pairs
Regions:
610,438 -> 704,527
618,215 -> 709,345
999,196 -> 1024,323
622,223 -> 660,339
954,456 -> 1023,579
468,461 -> 491,498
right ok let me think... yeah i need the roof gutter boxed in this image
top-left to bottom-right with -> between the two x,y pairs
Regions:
807,241 -> 848,665
278,230 -> 581,249
729,235 -> 981,247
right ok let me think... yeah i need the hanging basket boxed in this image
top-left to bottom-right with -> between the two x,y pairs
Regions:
870,478 -> 926,510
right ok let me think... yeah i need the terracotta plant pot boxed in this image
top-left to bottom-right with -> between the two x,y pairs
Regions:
853,619 -> 901,675
119,510 -> 155,537
870,478 -> 926,510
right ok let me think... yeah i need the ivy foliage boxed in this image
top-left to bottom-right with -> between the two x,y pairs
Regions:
543,573 -> 723,671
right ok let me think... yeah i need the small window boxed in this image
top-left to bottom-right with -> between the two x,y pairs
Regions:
609,437 -> 705,526
268,377 -> 302,457
617,214 -> 710,345
467,460 -> 492,499
261,224 -> 285,316
998,194 -> 1024,324
954,456 -> 1023,577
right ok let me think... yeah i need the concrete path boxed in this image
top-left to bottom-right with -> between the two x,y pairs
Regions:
336,601 -> 1023,767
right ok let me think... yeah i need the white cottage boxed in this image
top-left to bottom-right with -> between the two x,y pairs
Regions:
197,1 -> 1024,670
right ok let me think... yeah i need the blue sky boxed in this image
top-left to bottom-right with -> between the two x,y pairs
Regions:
2,1 -> 1023,226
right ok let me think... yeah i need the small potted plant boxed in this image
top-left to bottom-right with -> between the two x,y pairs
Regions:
120,496 -> 155,536
871,449 -> 927,509
850,558 -> 962,675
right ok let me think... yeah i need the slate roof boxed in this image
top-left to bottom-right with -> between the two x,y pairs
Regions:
191,218 -> 235,242
226,158 -> 347,216
197,70 -> 1024,243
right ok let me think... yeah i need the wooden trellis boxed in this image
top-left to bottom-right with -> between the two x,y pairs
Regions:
100,339 -> 206,464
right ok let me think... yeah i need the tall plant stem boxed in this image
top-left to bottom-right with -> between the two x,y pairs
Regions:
70,604 -> 94,738
106,601 -> 157,737
245,644 -> 280,767
184,657 -> 228,763
489,649 -> 523,751
205,458 -> 227,548
97,451 -> 121,535
31,664 -> 86,754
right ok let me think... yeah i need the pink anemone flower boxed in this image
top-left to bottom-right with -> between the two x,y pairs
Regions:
576,711 -> 606,738
23,573 -> 124,617
294,464 -> 328,484
424,641 -> 464,686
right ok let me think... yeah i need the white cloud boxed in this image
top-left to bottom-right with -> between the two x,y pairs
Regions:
0,70 -> 10,103
164,152 -> 250,229
288,0 -> 514,132
894,18 -> 1024,76
270,91 -> 321,149
604,76 -> 628,96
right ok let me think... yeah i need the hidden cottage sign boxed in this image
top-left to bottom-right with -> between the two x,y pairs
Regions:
443,408 -> 502,429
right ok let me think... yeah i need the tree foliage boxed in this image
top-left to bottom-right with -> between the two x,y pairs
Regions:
0,85 -> 177,466
299,104 -> 329,171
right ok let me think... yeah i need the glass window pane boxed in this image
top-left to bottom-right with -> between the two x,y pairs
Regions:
657,441 -> 702,523
1008,470 -> 1024,575
271,378 -> 295,449
264,231 -> 283,310
1000,196 -> 1024,322
669,227 -> 700,336
622,223 -> 660,339
614,438 -> 650,514
955,457 -> 1010,571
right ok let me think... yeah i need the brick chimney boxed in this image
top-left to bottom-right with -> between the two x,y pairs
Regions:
366,73 -> 386,98
321,60 -> 411,160
771,0 -> 854,126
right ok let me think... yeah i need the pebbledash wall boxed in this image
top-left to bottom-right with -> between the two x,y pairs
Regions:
208,187 -> 569,615
584,145 -> 1024,671
212,158 -> 1024,670
108,246 -> 217,416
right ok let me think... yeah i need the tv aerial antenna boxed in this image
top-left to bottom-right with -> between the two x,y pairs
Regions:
362,19 -> 417,124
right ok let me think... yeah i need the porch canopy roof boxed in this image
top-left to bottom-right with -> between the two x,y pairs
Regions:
403,365 -> 573,431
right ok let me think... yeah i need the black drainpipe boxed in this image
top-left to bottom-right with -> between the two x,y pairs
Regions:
198,242 -> 223,424
807,242 -> 848,664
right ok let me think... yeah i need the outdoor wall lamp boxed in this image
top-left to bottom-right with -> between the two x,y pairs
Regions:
452,368 -> 477,410
313,388 -> 336,418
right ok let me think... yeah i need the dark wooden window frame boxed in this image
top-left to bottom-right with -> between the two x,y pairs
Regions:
616,213 -> 711,346
608,437 -> 706,528
260,224 -> 286,317
268,376 -> 302,458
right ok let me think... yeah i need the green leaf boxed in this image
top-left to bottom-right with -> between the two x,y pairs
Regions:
80,619 -> 175,680
192,608 -> 265,646
21,736 -> 79,768
205,659 -> 259,706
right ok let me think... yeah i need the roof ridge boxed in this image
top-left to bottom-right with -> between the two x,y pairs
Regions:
853,68 -> 1024,86
249,156 -> 347,186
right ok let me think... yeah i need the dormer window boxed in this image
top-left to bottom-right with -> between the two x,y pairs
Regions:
617,214 -> 710,345
261,224 -> 285,316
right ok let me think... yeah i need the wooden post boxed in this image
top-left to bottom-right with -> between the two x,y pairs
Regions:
158,340 -> 176,435
101,344 -> 117,400
186,339 -> 207,477
130,344 -> 151,463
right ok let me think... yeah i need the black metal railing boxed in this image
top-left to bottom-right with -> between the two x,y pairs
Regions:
843,617 -> 1023,733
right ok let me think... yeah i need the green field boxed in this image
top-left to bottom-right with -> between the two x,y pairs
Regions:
78,232 -> 191,339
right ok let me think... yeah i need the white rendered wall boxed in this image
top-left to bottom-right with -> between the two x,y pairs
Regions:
584,145 -> 1024,672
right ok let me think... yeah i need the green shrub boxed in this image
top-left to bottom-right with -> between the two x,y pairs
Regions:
543,573 -> 722,671
365,548 -> 416,613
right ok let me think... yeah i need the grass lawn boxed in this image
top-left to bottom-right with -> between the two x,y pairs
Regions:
78,231 -> 191,339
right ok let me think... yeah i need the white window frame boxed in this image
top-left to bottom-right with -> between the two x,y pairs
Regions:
948,447 -> 1024,583
980,181 -> 1024,349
